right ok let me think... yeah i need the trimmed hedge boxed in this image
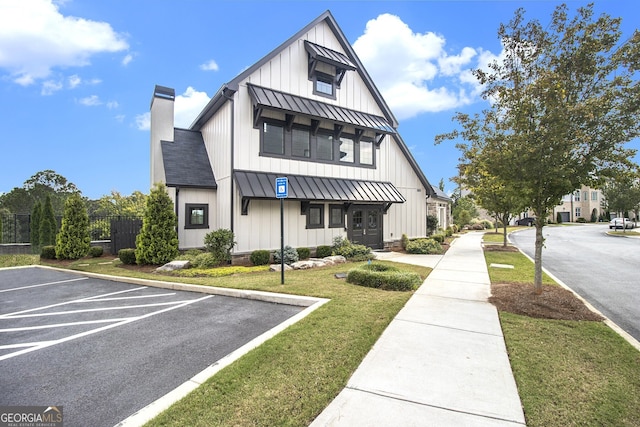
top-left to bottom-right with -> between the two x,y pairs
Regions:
41,245 -> 57,260
119,248 -> 137,265
315,245 -> 332,258
406,238 -> 443,255
250,250 -> 271,266
88,246 -> 104,257
346,262 -> 421,291
297,247 -> 311,260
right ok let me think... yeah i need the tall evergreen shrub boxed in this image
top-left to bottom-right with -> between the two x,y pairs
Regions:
55,193 -> 91,260
39,195 -> 57,247
135,184 -> 178,265
30,201 -> 42,253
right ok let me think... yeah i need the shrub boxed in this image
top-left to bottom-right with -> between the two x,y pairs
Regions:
193,252 -> 219,269
273,245 -> 299,265
557,212 -> 563,224
30,201 -> 42,254
332,236 -> 373,261
426,215 -> 439,235
88,246 -> 103,257
296,247 -> 311,260
315,245 -> 332,258
576,217 -> 587,223
135,184 -> 179,265
470,223 -> 485,230
481,220 -> 493,230
175,249 -> 204,264
41,245 -> 57,260
250,250 -> 271,266
445,227 -> 453,237
55,193 -> 91,260
431,234 -> 445,244
39,195 -> 57,248
406,238 -> 443,255
118,248 -> 137,265
347,262 -> 421,291
401,233 -> 409,250
204,228 -> 236,265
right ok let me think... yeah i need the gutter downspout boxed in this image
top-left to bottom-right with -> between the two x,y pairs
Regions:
222,88 -> 235,235
175,186 -> 180,232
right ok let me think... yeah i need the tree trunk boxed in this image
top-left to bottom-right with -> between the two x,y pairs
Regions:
502,223 -> 508,247
533,222 -> 544,294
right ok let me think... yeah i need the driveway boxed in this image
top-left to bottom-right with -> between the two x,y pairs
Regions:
509,224 -> 640,342
0,267 -> 308,427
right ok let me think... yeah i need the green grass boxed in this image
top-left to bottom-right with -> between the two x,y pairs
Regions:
0,254 -> 39,268
486,251 -> 640,426
36,256 -> 429,426
485,250 -> 556,285
608,230 -> 640,236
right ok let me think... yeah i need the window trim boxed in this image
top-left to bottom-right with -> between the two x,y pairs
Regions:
329,204 -> 345,228
306,204 -> 325,229
185,204 -> 209,229
312,71 -> 337,100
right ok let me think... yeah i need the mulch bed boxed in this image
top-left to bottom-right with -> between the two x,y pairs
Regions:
489,282 -> 604,321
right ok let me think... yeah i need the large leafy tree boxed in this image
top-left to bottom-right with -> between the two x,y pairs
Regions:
600,174 -> 640,232
439,4 -> 640,293
90,190 -> 147,217
0,170 -> 81,215
55,193 -> 91,260
135,184 -> 178,265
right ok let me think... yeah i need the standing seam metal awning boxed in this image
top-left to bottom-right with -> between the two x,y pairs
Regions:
247,84 -> 395,135
234,170 -> 405,215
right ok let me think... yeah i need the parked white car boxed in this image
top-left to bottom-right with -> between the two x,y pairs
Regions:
609,218 -> 635,229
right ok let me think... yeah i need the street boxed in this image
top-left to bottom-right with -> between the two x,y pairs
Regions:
509,224 -> 640,342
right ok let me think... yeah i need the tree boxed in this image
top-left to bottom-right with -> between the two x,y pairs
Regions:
452,195 -> 478,227
30,201 -> 42,254
135,184 -> 178,265
439,4 -> 640,293
55,193 -> 91,259
0,170 -> 81,215
600,175 -> 640,233
39,194 -> 57,248
438,178 -> 446,192
90,190 -> 147,217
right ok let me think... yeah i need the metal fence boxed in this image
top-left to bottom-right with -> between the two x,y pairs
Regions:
0,214 -> 142,244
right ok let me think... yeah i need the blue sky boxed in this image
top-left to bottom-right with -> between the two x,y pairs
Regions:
1,0 -> 638,200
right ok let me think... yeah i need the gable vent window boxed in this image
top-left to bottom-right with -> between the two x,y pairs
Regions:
314,73 -> 335,98
305,41 -> 356,100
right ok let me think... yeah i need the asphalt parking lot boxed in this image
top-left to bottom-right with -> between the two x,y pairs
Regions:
0,267 -> 310,427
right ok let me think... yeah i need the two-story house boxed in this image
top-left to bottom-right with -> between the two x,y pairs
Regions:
149,10 -> 433,258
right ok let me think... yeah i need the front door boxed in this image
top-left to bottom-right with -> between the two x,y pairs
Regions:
348,205 -> 383,249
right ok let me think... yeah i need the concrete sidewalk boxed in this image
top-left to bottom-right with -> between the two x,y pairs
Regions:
311,232 -> 526,426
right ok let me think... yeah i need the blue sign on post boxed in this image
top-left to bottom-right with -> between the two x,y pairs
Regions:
276,177 -> 288,198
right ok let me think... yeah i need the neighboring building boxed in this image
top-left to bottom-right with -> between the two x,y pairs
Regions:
427,186 -> 452,230
553,185 -> 604,222
149,11 -> 433,258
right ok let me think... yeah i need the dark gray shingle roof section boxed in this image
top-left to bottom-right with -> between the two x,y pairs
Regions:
247,84 -> 395,134
161,129 -> 217,189
234,170 -> 405,203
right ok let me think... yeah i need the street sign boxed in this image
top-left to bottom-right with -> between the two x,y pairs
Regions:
276,177 -> 288,198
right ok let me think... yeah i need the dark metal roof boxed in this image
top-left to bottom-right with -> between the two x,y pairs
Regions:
247,84 -> 395,134
234,170 -> 405,203
304,40 -> 356,70
162,129 -> 217,189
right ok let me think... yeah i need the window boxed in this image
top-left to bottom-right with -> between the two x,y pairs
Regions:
575,207 -> 581,218
339,137 -> 354,163
360,140 -> 374,165
185,204 -> 208,229
583,191 -> 588,202
313,72 -> 335,99
306,204 -> 324,229
574,191 -> 580,201
292,128 -> 310,158
317,133 -> 334,161
591,191 -> 598,201
329,205 -> 344,228
263,122 -> 284,155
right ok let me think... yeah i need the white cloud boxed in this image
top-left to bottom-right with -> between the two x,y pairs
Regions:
41,79 -> 63,95
122,53 -> 134,66
136,112 -> 150,131
0,0 -> 129,85
106,101 -> 119,109
174,87 -> 210,128
353,14 -> 494,120
68,74 -> 81,89
199,59 -> 219,71
78,95 -> 101,106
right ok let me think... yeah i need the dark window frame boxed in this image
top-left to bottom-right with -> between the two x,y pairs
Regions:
306,204 -> 325,229
259,118 -> 376,169
185,203 -> 209,229
329,204 -> 345,228
312,71 -> 337,100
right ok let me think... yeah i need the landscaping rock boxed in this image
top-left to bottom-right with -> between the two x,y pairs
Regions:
323,255 -> 346,265
156,260 -> 191,272
291,259 -> 328,270
269,263 -> 293,272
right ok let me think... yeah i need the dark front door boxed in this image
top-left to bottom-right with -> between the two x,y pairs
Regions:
348,205 -> 383,249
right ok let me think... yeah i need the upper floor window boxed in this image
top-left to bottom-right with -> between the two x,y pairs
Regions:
339,137 -> 354,163
591,191 -> 598,201
263,122 -> 284,155
574,191 -> 580,201
314,73 -> 335,98
292,128 -> 310,158
317,133 -> 334,161
360,140 -> 374,165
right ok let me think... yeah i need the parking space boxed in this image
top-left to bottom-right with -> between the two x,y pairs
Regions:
0,267 -> 312,427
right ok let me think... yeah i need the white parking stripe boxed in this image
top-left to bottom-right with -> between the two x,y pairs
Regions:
0,341 -> 56,350
72,293 -> 176,303
0,277 -> 88,293
0,294 -> 214,361
0,318 -> 134,332
6,300 -> 206,318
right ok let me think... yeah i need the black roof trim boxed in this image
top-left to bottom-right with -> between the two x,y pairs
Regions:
234,170 -> 405,203
247,84 -> 395,134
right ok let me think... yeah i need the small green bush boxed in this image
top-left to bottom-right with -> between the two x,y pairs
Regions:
347,263 -> 421,291
431,234 -> 445,244
315,245 -> 332,258
445,227 -> 453,237
406,238 -> 443,254
250,250 -> 271,266
470,223 -> 485,230
88,246 -> 103,257
273,245 -> 299,265
332,236 -> 373,261
576,217 -> 587,223
297,247 -> 311,260
41,245 -> 57,260
193,252 -> 219,269
119,248 -> 137,265
175,249 -> 204,264
204,228 -> 236,265
401,233 -> 410,250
